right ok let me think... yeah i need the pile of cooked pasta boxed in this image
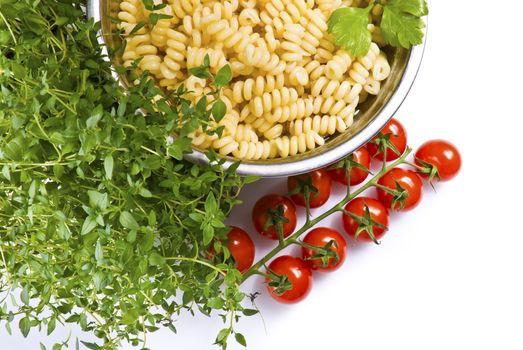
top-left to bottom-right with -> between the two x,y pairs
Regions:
118,0 -> 391,160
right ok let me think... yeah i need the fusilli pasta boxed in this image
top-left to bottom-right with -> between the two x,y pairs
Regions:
118,0 -> 392,160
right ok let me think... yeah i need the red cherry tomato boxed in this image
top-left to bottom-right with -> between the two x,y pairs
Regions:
266,256 -> 313,304
288,169 -> 332,208
367,118 -> 407,161
301,227 -> 347,272
342,197 -> 389,243
252,194 -> 297,240
415,140 -> 461,181
328,147 -> 371,186
226,227 -> 255,273
376,168 -> 423,211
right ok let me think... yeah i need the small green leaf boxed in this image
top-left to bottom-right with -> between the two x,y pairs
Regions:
19,317 -> 30,337
149,13 -> 173,26
87,191 -> 108,210
21,285 -> 30,305
215,65 -> 232,86
148,252 -> 165,266
47,318 -> 56,335
81,216 -> 98,236
95,240 -> 104,264
126,230 -> 137,243
242,309 -> 258,316
188,66 -> 211,79
235,333 -> 247,347
86,105 -> 103,129
205,192 -> 218,213
139,188 -> 152,198
80,341 -> 101,350
121,309 -> 139,325
119,211 -> 140,231
104,154 -> 114,180
215,328 -> 230,344
196,96 -> 207,113
211,99 -> 227,122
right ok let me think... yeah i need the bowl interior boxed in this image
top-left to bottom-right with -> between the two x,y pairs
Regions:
94,0 -> 416,175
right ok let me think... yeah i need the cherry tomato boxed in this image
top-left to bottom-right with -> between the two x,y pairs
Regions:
415,140 -> 461,181
328,147 -> 371,186
376,168 -> 423,211
266,255 -> 313,304
301,227 -> 347,272
252,194 -> 297,240
367,118 -> 407,161
226,227 -> 255,273
288,169 -> 332,208
342,197 -> 389,243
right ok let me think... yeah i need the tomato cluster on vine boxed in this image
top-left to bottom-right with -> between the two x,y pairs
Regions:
219,118 -> 461,304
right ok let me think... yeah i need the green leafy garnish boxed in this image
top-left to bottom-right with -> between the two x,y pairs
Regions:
327,0 -> 428,57
381,0 -> 428,48
327,5 -> 373,57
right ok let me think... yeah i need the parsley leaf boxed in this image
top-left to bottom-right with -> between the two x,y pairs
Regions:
327,5 -> 373,57
381,0 -> 428,48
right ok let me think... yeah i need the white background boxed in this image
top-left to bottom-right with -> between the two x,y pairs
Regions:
4,0 -> 523,349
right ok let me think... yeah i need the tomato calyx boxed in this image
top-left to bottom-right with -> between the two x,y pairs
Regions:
288,174 -> 318,217
342,204 -> 388,244
413,157 -> 441,187
329,154 -> 372,188
369,132 -> 401,160
300,240 -> 340,269
375,180 -> 409,210
265,268 -> 293,296
263,204 -> 290,243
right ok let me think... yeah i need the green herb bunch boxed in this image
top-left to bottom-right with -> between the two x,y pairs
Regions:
0,0 -> 256,348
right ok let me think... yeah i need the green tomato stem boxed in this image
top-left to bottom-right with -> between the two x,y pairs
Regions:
240,149 -> 411,283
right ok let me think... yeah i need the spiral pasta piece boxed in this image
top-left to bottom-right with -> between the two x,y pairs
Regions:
249,87 -> 299,117
289,115 -> 348,136
233,140 -> 278,160
325,50 -> 352,80
311,77 -> 362,104
171,0 -> 202,20
274,131 -> 325,157
372,52 -> 391,81
231,74 -> 285,103
118,0 -> 146,35
229,124 -> 259,142
264,97 -> 314,123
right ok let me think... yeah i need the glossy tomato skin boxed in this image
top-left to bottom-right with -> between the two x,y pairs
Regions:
328,147 -> 371,186
342,197 -> 389,243
367,118 -> 407,161
301,227 -> 347,272
288,169 -> 332,208
376,168 -> 423,211
226,227 -> 255,273
252,194 -> 297,240
266,256 -> 313,304
415,140 -> 461,181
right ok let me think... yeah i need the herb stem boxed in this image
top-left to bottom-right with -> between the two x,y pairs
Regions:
0,10 -> 17,45
165,256 -> 227,276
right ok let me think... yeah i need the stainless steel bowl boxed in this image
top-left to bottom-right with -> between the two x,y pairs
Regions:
87,0 -> 427,177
